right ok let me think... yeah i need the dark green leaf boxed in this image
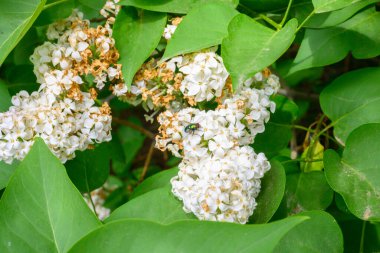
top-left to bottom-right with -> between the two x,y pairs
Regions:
119,0 -> 238,14
250,160 -> 286,223
162,2 -> 238,60
130,167 -> 178,199
0,138 -> 101,252
290,8 -> 380,72
69,217 -> 308,253
0,0 -> 46,65
78,0 -> 107,10
274,211 -> 344,253
222,15 -> 297,89
113,7 -> 167,87
320,67 -> 380,144
66,143 -> 110,193
0,80 -> 11,112
253,95 -> 299,158
324,124 -> 380,221
284,171 -> 334,215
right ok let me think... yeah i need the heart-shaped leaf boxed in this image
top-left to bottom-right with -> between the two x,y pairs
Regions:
113,7 -> 167,88
312,0 -> 363,13
0,0 -> 46,65
0,138 -> 101,252
324,124 -> 380,221
320,67 -> 380,144
290,8 -> 380,73
274,211 -> 344,252
162,2 -> 238,60
222,15 -> 297,89
69,217 -> 307,253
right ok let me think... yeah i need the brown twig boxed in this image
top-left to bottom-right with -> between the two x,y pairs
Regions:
139,142 -> 155,183
113,117 -> 155,139
90,17 -> 107,23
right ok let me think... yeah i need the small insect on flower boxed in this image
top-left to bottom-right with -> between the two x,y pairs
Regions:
184,123 -> 200,134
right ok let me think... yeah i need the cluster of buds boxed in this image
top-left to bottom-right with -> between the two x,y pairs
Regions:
0,2 -> 122,164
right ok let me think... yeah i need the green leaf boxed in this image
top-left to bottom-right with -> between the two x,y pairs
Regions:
119,0 -> 238,14
66,143 -> 110,193
78,0 -> 107,10
306,0 -> 380,28
69,217 -> 308,253
250,160 -> 286,223
113,7 -> 167,88
284,171 -> 334,215
312,0 -> 363,13
240,0 -> 297,12
320,67 -> 380,144
290,8 -> 380,72
0,80 -> 11,112
0,0 -> 46,65
162,2 -> 238,60
222,15 -> 297,89
105,187 -> 195,224
339,218 -> 380,252
130,167 -> 178,199
0,161 -> 19,190
116,124 -> 146,174
274,211 -> 344,253
253,95 -> 299,158
324,124 -> 380,221
0,138 -> 101,252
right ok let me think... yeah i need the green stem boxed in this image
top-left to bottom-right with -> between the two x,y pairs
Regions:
359,221 -> 367,253
303,115 -> 326,172
282,158 -> 323,164
43,0 -> 69,10
259,14 -> 281,30
279,0 -> 293,27
296,9 -> 315,32
87,192 -> 98,217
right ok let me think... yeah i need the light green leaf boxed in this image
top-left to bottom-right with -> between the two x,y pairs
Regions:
0,161 -> 19,190
0,80 -> 11,112
312,0 -> 362,13
324,124 -> 380,221
162,2 -> 238,60
320,67 -> 380,144
300,141 -> 324,172
119,0 -> 238,14
113,7 -> 167,88
222,15 -> 297,89
0,0 -> 46,65
253,95 -> 299,158
130,167 -> 178,199
274,211 -> 344,253
250,160 -> 286,223
290,8 -> 380,72
306,0 -> 380,28
66,143 -> 110,193
284,171 -> 334,215
105,187 -> 195,224
0,138 -> 101,253
69,217 -> 308,253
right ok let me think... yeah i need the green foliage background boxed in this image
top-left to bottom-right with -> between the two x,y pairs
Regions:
0,0 -> 380,252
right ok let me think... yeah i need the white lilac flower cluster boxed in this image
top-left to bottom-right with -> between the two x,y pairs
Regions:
0,4 -> 120,164
124,48 -> 231,124
156,69 -> 280,223
0,89 -> 111,164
